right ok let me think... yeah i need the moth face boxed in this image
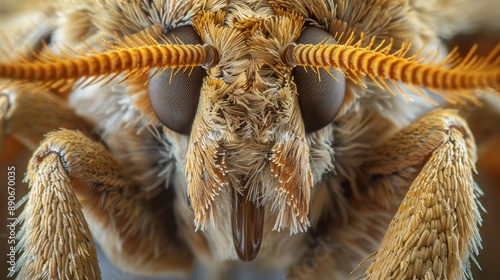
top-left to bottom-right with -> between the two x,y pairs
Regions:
149,26 -> 345,135
147,13 -> 346,261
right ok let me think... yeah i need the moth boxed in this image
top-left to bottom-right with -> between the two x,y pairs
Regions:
0,0 -> 498,279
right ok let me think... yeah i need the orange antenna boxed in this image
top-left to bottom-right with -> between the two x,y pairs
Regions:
0,44 -> 218,83
285,42 -> 500,92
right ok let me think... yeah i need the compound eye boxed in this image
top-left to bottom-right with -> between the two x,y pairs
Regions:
148,25 -> 205,135
293,26 -> 346,133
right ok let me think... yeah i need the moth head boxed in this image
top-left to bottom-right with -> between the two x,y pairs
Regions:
139,12 -> 348,261
0,8 -> 497,263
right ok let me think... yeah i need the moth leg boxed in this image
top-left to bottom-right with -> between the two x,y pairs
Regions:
16,129 -> 193,279
0,88 -> 94,150
360,108 -> 482,279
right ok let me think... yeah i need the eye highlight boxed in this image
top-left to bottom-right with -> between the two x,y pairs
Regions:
292,26 -> 346,133
148,25 -> 206,135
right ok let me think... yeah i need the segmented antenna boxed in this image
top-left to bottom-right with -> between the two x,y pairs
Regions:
0,44 -> 216,83
286,40 -> 500,96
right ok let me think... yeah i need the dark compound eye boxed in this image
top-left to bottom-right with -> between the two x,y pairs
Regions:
293,26 -> 346,133
148,25 -> 206,135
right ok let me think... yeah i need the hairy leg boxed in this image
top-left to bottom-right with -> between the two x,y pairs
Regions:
16,129 -> 194,279
360,108 -> 482,279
